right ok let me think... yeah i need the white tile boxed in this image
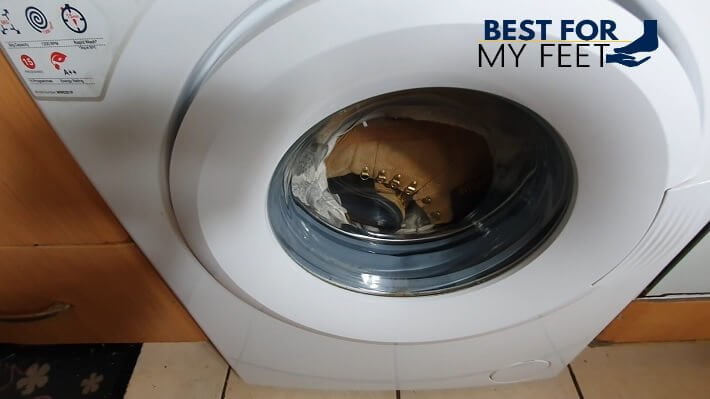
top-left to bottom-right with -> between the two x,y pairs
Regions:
400,372 -> 579,399
224,369 -> 396,399
571,342 -> 710,399
124,342 -> 228,399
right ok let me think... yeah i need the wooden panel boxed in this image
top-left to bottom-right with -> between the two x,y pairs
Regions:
0,53 -> 129,245
596,299 -> 710,343
0,244 -> 206,343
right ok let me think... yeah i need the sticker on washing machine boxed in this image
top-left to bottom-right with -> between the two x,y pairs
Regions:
0,1 -> 112,99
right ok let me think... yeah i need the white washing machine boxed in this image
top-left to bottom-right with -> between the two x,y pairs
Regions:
2,0 -> 710,390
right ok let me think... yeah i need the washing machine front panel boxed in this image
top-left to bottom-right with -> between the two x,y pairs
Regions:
170,0 -> 701,343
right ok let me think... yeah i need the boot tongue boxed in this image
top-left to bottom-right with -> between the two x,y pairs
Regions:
328,174 -> 404,233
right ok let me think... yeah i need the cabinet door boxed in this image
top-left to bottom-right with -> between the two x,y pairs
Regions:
597,300 -> 710,343
0,54 -> 129,245
0,244 -> 205,343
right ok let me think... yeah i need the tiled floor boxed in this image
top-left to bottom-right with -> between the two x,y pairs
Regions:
124,341 -> 710,398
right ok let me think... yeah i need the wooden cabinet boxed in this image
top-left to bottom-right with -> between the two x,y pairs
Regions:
596,299 -> 710,344
0,54 -> 204,343
0,245 -> 205,343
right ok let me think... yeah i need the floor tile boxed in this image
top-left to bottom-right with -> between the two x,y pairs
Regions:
400,372 -> 578,399
571,341 -> 710,399
123,342 -> 228,399
224,369 -> 396,398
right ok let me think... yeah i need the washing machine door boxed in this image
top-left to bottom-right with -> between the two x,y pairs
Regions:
169,0 -> 701,343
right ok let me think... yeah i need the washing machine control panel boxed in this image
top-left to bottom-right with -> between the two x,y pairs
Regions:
0,0 -> 149,100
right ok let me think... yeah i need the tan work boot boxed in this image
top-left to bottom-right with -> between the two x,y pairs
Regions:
325,118 -> 493,230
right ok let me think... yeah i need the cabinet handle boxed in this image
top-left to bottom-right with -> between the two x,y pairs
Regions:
0,302 -> 72,323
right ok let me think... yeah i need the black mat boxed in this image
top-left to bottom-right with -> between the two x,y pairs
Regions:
0,344 -> 141,399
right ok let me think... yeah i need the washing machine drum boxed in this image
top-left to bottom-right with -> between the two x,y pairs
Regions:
269,87 -> 575,296
169,1 -> 700,343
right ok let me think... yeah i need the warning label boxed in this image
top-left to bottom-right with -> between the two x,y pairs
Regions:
0,1 -> 112,99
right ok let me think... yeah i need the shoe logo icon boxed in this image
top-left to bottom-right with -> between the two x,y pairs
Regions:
606,20 -> 658,67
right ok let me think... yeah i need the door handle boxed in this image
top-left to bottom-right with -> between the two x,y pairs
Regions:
0,302 -> 72,322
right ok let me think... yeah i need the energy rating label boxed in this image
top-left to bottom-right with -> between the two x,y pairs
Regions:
0,1 -> 112,99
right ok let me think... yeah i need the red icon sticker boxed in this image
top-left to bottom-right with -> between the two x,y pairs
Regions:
50,51 -> 67,70
20,54 -> 36,70
60,4 -> 87,34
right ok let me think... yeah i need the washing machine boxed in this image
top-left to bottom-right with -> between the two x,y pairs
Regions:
2,0 -> 710,390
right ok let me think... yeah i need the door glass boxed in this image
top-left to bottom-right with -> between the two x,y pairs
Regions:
268,88 -> 575,296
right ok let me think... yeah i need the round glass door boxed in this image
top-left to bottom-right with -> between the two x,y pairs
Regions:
268,88 -> 575,296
